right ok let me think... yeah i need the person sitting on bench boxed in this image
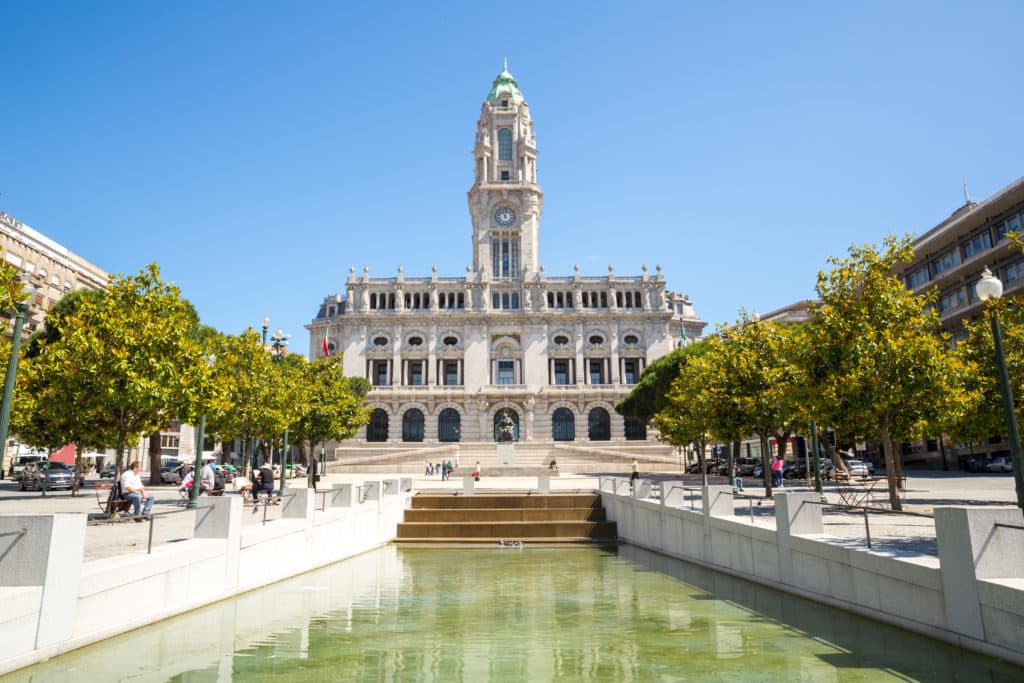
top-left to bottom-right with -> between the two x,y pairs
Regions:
120,461 -> 154,518
252,463 -> 275,511
199,461 -> 216,494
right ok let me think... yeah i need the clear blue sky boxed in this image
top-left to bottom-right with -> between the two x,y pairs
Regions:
2,1 -> 1022,351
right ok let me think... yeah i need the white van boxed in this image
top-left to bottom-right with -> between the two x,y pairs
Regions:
13,452 -> 49,474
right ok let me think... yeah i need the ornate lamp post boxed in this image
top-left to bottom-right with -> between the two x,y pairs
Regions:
975,267 -> 1024,511
0,282 -> 35,480
187,354 -> 217,510
270,328 -> 290,498
261,315 -> 270,349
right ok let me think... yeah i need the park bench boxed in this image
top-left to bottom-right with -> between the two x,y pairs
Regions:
94,480 -> 133,516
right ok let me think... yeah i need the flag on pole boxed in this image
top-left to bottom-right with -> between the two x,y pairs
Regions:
321,329 -> 330,357
680,323 -> 687,343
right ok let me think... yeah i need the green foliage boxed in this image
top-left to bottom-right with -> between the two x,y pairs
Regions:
287,356 -> 371,456
204,330 -> 301,467
801,235 -> 975,509
24,289 -> 106,359
948,299 -> 1024,443
12,264 -> 217,471
615,345 -> 703,421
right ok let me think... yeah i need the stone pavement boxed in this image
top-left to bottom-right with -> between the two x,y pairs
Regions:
0,469 -> 1018,562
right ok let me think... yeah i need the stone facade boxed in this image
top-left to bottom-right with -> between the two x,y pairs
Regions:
0,211 -> 109,339
307,64 -> 705,447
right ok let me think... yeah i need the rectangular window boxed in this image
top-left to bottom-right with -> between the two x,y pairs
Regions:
930,249 -> 959,276
493,293 -> 501,309
1006,261 -> 1024,283
623,360 -> 637,385
409,362 -> 423,386
997,215 -> 1021,242
501,170 -> 510,181
511,240 -> 520,277
502,292 -> 510,309
554,361 -> 569,385
938,289 -> 966,314
589,360 -> 604,385
497,360 -> 515,385
444,362 -> 459,386
961,232 -> 992,260
373,361 -> 389,386
502,239 -> 510,277
493,239 -> 500,276
907,267 -> 930,289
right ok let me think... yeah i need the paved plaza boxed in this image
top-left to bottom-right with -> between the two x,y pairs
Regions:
0,469 -> 1018,563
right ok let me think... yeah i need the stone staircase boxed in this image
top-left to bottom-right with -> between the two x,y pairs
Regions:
328,441 -> 679,474
395,493 -> 618,544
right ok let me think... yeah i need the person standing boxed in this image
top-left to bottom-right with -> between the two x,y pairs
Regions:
120,461 -> 154,518
771,455 -> 784,488
630,460 -> 640,491
733,463 -> 744,492
200,460 -> 216,493
473,460 -> 481,481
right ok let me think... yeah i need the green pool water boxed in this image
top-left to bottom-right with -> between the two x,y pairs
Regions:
6,544 -> 1022,682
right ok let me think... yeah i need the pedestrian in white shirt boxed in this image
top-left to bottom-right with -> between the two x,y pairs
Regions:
120,461 -> 154,518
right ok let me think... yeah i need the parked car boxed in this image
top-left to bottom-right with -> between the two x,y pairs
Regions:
843,460 -> 869,477
782,461 -> 801,479
160,460 -> 182,484
100,463 -> 116,478
986,456 -> 1013,473
687,459 -> 716,474
18,462 -> 77,491
737,458 -> 758,476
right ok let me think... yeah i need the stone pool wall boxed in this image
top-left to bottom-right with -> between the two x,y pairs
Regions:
599,479 -> 1024,668
0,479 -> 413,675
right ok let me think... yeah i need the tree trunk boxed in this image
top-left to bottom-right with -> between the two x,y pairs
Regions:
71,453 -> 84,497
147,430 -> 162,486
697,448 -> 707,486
880,419 -> 902,511
107,434 -> 127,515
760,433 -> 773,498
823,439 -> 849,475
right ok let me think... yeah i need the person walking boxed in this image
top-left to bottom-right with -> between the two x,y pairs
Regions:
771,455 -> 784,488
733,463 -> 744,492
473,460 -> 481,481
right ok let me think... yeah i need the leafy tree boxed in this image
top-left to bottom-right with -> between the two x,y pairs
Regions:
11,264 -> 217,506
204,330 -> 301,476
0,252 -> 27,477
700,315 -> 801,497
651,342 -> 715,484
615,346 -> 694,423
287,355 -> 371,470
947,298 -> 1022,445
801,235 -> 974,510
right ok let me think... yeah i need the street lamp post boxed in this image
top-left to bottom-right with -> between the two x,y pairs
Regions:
261,315 -> 270,349
976,267 -> 1024,512
0,283 -> 35,480
187,354 -> 216,510
270,328 -> 291,499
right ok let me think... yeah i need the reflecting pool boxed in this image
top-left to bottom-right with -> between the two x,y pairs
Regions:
5,545 -> 1022,682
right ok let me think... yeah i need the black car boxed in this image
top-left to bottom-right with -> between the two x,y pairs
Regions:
100,463 -> 116,478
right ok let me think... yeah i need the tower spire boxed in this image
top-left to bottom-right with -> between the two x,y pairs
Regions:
503,57 -> 508,71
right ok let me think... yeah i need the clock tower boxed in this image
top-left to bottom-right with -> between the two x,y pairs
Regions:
467,61 -> 543,279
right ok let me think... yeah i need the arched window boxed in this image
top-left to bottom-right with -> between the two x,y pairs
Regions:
402,409 -> 424,442
438,408 -> 461,442
498,128 -> 512,160
367,409 -> 389,442
552,408 -> 575,441
624,417 -> 647,441
588,408 -> 611,441
493,411 -> 520,442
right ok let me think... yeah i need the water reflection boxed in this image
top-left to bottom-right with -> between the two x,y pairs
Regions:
5,545 -> 1022,682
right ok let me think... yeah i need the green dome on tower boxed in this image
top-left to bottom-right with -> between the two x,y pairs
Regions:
486,59 -> 526,105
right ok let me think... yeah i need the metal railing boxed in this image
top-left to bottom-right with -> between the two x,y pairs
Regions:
799,498 -> 934,550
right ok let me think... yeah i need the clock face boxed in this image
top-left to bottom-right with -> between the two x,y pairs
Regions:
495,207 -> 516,227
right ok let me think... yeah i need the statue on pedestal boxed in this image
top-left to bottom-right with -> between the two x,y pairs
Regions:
496,410 -> 516,443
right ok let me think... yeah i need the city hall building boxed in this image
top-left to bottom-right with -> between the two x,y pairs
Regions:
307,64 -> 705,455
